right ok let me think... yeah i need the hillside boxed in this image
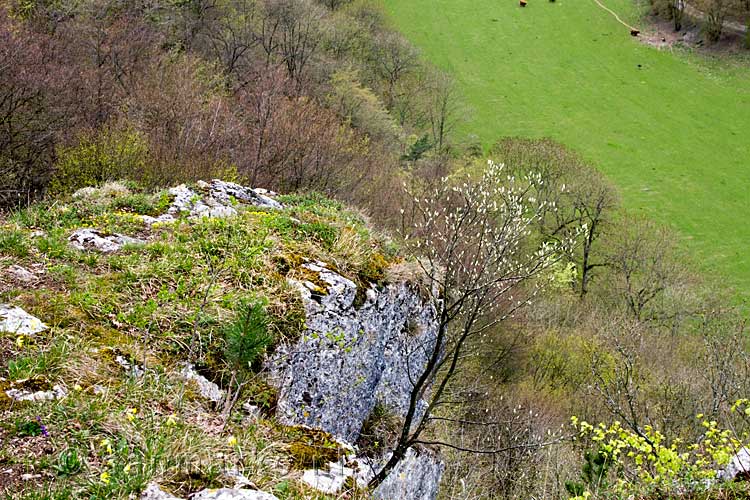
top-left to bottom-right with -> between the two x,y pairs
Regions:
382,0 -> 750,296
0,181 -> 442,499
6,1 -> 750,499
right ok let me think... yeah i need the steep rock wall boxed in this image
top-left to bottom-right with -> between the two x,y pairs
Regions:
270,261 -> 438,442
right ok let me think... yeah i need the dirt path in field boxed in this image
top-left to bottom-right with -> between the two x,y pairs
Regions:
591,0 -> 641,33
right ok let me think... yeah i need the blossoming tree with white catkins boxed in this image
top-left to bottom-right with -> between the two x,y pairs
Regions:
370,159 -> 578,487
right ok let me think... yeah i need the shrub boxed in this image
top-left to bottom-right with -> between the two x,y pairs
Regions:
223,301 -> 274,373
49,128 -> 149,195
569,409 -> 750,498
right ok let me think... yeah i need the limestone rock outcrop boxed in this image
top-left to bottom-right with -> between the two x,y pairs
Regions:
68,228 -> 146,253
270,261 -> 438,442
140,483 -> 279,500
720,447 -> 750,481
269,260 -> 444,499
162,180 -> 282,222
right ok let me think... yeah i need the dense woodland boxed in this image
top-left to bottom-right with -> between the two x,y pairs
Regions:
1,0 -> 464,218
4,1 -> 750,499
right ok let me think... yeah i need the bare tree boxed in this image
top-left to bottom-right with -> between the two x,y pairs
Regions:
695,0 -> 742,41
200,0 -> 259,84
370,160 -> 575,486
604,216 -> 685,321
260,0 -> 323,88
0,10 -> 61,208
493,138 -> 619,297
699,311 -> 750,416
650,0 -> 687,31
368,31 -> 420,109
590,319 -> 653,444
423,70 -> 462,151
316,0 -> 351,10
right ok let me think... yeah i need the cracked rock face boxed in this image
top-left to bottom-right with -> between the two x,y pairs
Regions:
69,229 -> 146,253
269,262 -> 439,443
270,261 -> 445,499
372,448 -> 444,500
0,305 -> 47,335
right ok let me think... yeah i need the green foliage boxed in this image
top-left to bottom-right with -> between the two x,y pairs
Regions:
569,409 -> 750,498
297,221 -> 339,249
527,331 -> 611,394
52,449 -> 82,477
402,134 -> 432,162
15,419 -> 44,437
7,356 -> 37,380
50,129 -> 149,195
329,68 -> 401,143
110,193 -> 164,216
566,449 -> 610,497
0,229 -> 30,257
223,301 -> 274,373
34,229 -> 73,260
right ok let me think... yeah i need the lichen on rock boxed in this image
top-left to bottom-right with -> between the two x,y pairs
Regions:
0,304 -> 48,335
270,261 -> 438,443
68,228 -> 146,253
165,180 -> 282,221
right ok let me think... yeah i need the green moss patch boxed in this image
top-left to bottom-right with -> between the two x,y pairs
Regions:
282,426 -> 345,469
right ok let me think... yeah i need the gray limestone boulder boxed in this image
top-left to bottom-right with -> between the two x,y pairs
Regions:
6,264 -> 38,283
372,447 -> 444,500
192,489 -> 279,500
720,447 -> 750,481
204,180 -> 282,210
0,305 -> 47,335
166,180 -> 282,221
2,376 -> 67,402
270,261 -> 439,443
141,483 -> 279,500
69,229 -> 145,253
301,446 -> 443,499
140,483 -> 181,500
179,363 -> 225,404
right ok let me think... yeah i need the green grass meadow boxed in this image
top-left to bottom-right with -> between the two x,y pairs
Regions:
383,0 -> 750,295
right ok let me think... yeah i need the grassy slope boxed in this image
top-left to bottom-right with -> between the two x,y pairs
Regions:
383,0 -> 750,295
0,186 -> 386,499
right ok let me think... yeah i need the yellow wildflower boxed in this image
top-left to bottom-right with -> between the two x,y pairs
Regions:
100,438 -> 113,454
